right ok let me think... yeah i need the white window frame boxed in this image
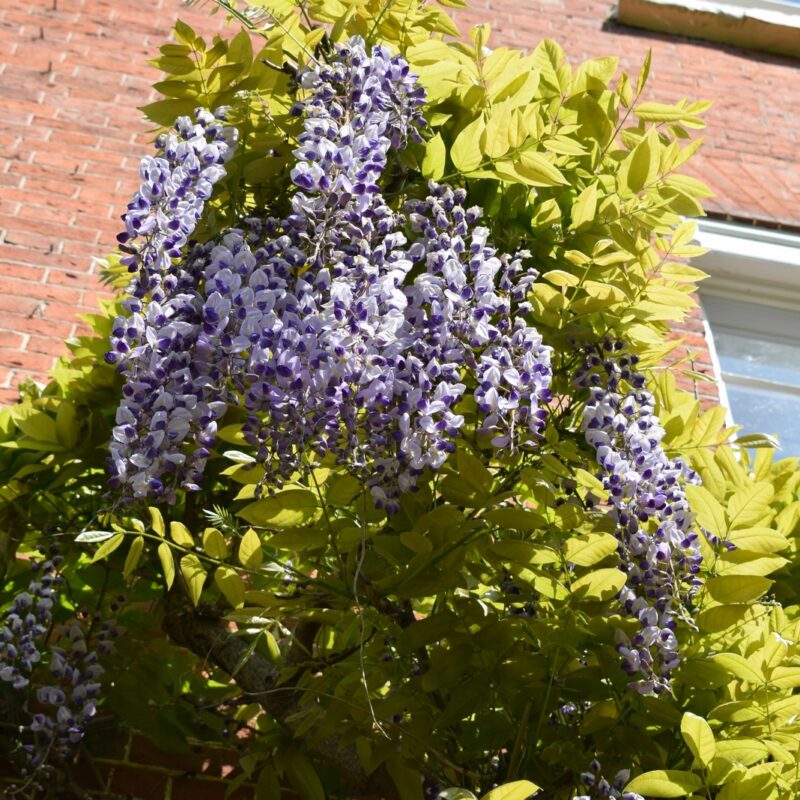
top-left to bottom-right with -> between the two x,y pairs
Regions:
693,219 -> 800,310
692,218 -> 800,448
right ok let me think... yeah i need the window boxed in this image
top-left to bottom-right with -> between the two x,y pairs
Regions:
616,0 -> 800,58
702,294 -> 800,454
693,219 -> 800,453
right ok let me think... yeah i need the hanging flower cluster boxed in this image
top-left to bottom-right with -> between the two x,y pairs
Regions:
115,108 -> 237,300
106,108 -> 239,498
25,619 -> 105,769
577,342 -> 703,694
106,37 -> 552,510
0,555 -> 61,690
0,551 -> 110,773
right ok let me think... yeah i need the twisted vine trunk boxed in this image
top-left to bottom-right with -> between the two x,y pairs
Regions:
162,592 -> 398,798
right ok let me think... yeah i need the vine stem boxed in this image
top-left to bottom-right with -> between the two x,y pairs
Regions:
353,493 -> 390,738
507,699 -> 532,780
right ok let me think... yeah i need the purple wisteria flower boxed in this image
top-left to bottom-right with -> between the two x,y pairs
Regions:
25,619 -> 105,768
577,342 -> 703,694
105,37 -> 552,510
115,108 -> 237,301
0,556 -> 61,690
1,552 -> 110,773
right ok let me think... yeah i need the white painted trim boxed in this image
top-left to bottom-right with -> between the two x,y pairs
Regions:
642,0 -> 800,27
692,218 -> 800,310
693,217 -> 800,449
700,313 -> 735,428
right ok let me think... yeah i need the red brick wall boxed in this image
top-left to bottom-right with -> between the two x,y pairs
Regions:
4,0 -> 794,400
0,0 -> 227,404
670,300 -> 719,407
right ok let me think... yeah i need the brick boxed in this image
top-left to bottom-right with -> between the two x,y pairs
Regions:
0,347 -> 54,373
26,334 -> 69,357
0,262 -> 46,281
0,387 -> 21,405
0,331 -> 26,350
0,276 -> 83,305
0,315 -> 74,339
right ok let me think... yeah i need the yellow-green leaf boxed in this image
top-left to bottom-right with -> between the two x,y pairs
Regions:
386,753 -> 424,800
711,652 -> 765,684
149,507 -> 165,537
717,771 -> 774,800
451,116 -> 486,173
422,132 -> 446,180
214,566 -> 245,608
158,542 -> 175,589
571,183 -> 597,229
542,269 -> 580,287
483,508 -> 546,532
714,739 -> 769,767
681,712 -> 715,768
618,127 -> 658,194
92,532 -> 125,563
571,568 -> 626,601
238,527 -> 263,570
203,527 -> 228,560
180,554 -> 206,607
238,490 -> 319,528
636,49 -> 652,94
636,102 -> 701,123
55,401 -> 79,448
625,770 -> 703,798
285,754 -> 325,800
481,780 -> 541,800
169,521 -> 195,548
564,533 -> 618,567
685,485 -> 726,538
727,483 -> 774,530
123,536 -> 144,579
217,424 -> 246,444
517,151 -> 568,186
15,411 -> 58,443
706,575 -> 772,604
484,101 -> 514,159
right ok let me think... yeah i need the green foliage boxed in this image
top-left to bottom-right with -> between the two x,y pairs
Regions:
3,0 -> 800,798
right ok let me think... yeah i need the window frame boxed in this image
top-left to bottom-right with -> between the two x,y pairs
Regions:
693,218 -> 800,451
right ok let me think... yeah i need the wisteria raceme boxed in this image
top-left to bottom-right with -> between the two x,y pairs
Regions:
577,342 -> 703,695
115,108 -> 237,301
403,186 -> 551,454
0,555 -> 61,690
106,108 -> 238,501
25,619 -> 105,769
106,36 -> 552,509
0,552 -> 110,774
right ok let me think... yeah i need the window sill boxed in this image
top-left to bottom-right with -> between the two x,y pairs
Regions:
692,218 -> 800,309
617,0 -> 800,58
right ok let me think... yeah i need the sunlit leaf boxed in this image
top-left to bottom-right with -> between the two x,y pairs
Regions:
238,490 -> 319,528
180,554 -> 206,607
680,712 -> 715,768
158,542 -> 175,590
238,527 -> 263,570
625,770 -> 703,798
481,781 -> 541,800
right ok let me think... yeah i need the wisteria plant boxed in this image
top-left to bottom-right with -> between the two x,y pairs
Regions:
2,0 -> 800,798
